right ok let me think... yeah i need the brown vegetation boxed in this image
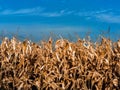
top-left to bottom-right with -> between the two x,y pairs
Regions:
0,37 -> 120,90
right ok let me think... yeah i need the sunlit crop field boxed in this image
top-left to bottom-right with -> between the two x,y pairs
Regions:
0,37 -> 120,90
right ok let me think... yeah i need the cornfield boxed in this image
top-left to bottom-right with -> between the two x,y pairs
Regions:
0,37 -> 120,90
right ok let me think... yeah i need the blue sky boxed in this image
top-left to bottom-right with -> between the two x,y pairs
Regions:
0,0 -> 120,41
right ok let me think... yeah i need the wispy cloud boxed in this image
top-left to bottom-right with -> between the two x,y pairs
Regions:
40,12 -> 63,17
0,7 -> 74,17
95,14 -> 120,23
76,9 -> 120,24
77,9 -> 112,17
14,7 -> 43,14
0,7 -> 44,15
1,7 -> 120,24
38,9 -> 74,17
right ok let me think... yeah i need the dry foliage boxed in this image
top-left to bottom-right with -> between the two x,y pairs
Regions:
0,37 -> 120,90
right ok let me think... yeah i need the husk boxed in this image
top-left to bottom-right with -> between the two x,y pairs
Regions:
0,37 -> 120,90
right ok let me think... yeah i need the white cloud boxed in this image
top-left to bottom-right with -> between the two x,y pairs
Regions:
0,7 -> 44,15
95,14 -> 120,23
76,9 -> 120,24
1,7 -> 120,24
0,7 -> 74,17
0,9 -> 13,15
14,7 -> 43,14
40,12 -> 63,17
77,9 -> 112,17
38,9 -> 74,17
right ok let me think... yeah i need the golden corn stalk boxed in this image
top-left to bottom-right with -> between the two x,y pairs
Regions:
0,37 -> 120,90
